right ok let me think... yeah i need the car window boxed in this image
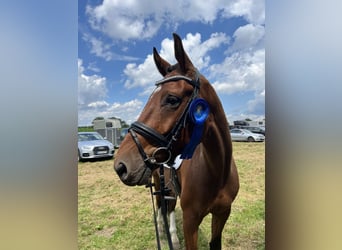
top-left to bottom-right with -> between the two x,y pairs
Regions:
78,133 -> 104,141
78,135 -> 87,141
91,133 -> 104,140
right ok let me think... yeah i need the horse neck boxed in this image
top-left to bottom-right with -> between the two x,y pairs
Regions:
200,84 -> 232,181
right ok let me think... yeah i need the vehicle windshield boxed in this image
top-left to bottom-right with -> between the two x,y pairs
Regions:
240,129 -> 252,133
78,133 -> 104,141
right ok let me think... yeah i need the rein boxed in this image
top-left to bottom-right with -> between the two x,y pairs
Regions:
146,163 -> 176,250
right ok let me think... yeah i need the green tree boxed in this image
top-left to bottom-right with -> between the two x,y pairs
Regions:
120,120 -> 129,128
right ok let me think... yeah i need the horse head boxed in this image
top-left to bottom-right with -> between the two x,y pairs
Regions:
114,33 -> 212,186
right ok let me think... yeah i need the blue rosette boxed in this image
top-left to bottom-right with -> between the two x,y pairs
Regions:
181,98 -> 209,159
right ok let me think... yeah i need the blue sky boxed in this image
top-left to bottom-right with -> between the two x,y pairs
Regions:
78,0 -> 265,126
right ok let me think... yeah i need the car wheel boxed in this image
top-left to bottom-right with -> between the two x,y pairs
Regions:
78,150 -> 83,162
247,136 -> 255,142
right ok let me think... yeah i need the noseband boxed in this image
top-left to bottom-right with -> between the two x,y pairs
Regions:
128,70 -> 201,170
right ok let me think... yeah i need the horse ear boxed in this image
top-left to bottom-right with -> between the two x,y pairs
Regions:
153,47 -> 171,76
173,33 -> 194,74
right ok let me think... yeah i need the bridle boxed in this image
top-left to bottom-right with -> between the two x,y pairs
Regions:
128,69 -> 209,250
128,69 -> 201,170
128,69 -> 201,250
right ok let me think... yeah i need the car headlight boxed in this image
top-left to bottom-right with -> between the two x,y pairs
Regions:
81,145 -> 93,150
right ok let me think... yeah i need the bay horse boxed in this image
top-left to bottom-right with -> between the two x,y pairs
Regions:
114,33 -> 239,250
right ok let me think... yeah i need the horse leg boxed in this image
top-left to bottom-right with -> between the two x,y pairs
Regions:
209,207 -> 231,250
169,210 -> 180,249
156,207 -> 165,235
182,210 -> 202,250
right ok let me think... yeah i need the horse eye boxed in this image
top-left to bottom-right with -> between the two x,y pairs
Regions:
164,95 -> 181,107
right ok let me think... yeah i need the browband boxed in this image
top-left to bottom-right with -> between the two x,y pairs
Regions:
155,69 -> 200,88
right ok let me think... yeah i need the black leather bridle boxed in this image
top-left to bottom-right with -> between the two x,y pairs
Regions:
128,70 -> 201,170
128,70 -> 201,250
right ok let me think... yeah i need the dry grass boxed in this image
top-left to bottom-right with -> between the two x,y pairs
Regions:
78,142 -> 264,249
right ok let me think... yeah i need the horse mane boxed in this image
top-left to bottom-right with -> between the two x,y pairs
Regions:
198,75 -> 233,183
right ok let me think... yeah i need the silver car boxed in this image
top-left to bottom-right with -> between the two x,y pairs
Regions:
78,132 -> 115,161
230,129 -> 265,142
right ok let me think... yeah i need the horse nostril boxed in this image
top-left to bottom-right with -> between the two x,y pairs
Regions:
115,162 -> 128,179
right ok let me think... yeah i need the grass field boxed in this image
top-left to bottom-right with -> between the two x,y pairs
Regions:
78,142 -> 265,249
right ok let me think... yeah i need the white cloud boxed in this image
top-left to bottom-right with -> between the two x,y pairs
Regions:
79,1 -> 266,126
210,46 -> 264,115
210,49 -> 265,95
120,30 -> 264,120
78,99 -> 144,126
82,32 -> 140,62
85,0 -> 264,41
82,33 -> 113,61
228,23 -> 264,52
212,80 -> 247,94
78,59 -> 144,125
123,32 -> 229,91
247,89 -> 265,113
182,33 -> 230,69
86,0 -> 163,41
87,101 -> 110,108
107,99 -> 144,124
78,59 -> 107,106
120,31 -> 264,115
123,54 -> 161,89
224,0 -> 265,25
87,62 -> 101,73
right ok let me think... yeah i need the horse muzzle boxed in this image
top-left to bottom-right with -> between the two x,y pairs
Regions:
114,160 -> 152,186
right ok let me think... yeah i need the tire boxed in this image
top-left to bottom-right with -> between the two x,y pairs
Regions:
78,150 -> 83,162
247,136 -> 255,142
